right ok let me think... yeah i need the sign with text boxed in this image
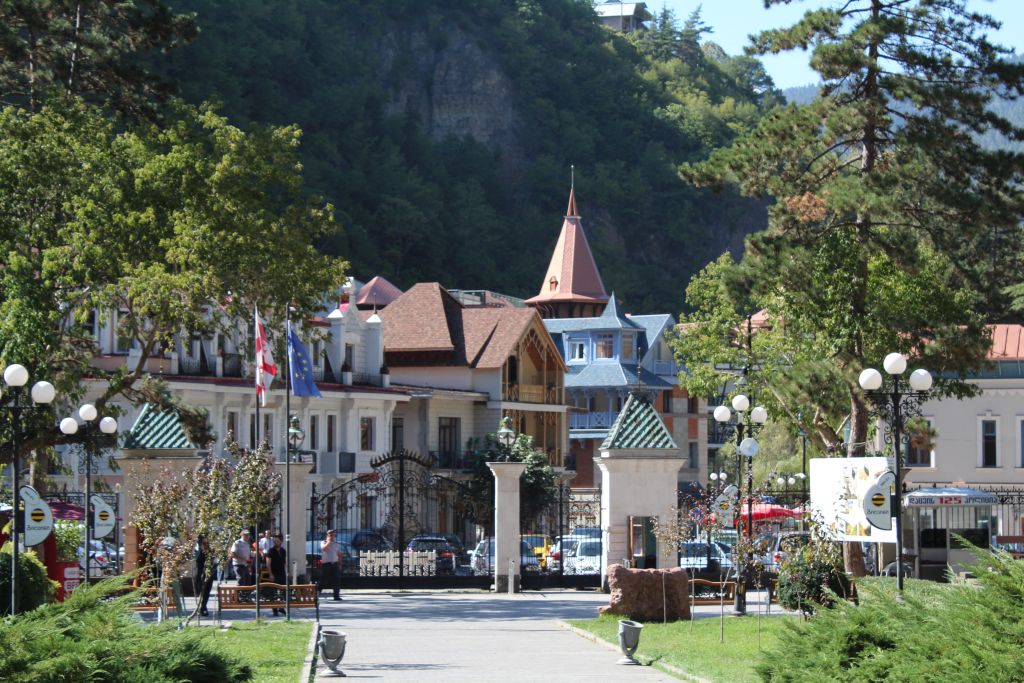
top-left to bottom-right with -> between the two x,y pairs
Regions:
714,485 -> 738,529
91,495 -> 116,539
810,457 -> 896,543
862,471 -> 895,531
20,485 -> 54,547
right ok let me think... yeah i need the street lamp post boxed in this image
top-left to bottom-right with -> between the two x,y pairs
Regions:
286,415 -> 305,620
712,395 -> 767,616
858,352 -> 932,596
2,364 -> 56,616
59,405 -> 117,586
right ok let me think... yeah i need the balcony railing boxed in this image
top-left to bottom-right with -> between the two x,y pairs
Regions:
503,383 -> 560,404
430,450 -> 474,470
222,353 -> 243,378
570,411 -> 615,430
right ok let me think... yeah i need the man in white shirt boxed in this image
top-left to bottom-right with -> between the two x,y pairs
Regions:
229,530 -> 253,585
319,530 -> 342,601
258,529 -> 274,558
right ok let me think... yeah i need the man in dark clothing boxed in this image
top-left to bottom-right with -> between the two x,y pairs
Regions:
194,536 -> 215,617
266,533 -> 287,616
319,529 -> 342,601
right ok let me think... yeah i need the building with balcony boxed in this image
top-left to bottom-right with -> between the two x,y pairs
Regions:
379,282 -> 569,468
544,297 -> 703,488
594,1 -> 653,33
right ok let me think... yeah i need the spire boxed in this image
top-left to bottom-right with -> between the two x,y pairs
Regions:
525,183 -> 609,312
567,164 -> 578,216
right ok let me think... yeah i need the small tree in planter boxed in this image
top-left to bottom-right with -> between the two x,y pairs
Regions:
776,529 -> 852,617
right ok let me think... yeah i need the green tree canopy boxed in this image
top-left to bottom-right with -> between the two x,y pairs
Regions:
0,97 -> 347,461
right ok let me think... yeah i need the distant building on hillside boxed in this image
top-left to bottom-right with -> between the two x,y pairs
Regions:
594,1 -> 653,32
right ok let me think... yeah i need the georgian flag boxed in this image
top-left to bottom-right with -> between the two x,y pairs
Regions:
255,306 -> 277,406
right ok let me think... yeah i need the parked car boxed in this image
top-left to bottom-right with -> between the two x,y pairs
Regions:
336,529 -> 392,552
755,531 -> 811,575
521,534 -> 552,569
547,535 -> 591,572
564,539 -> 601,575
406,536 -> 457,575
679,541 -> 734,574
469,538 -> 540,575
77,540 -> 116,576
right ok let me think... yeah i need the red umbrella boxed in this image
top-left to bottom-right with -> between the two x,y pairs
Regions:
740,503 -> 803,521
49,501 -> 85,520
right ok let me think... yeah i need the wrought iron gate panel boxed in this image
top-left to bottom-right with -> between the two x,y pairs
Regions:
522,484 -> 603,589
309,450 -> 485,588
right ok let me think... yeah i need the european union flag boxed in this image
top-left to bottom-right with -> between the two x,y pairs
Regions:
287,325 -> 322,398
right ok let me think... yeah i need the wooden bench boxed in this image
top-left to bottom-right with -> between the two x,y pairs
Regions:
690,578 -> 736,606
216,583 -> 319,621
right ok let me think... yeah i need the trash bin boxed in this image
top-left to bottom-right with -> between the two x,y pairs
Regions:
319,629 -> 348,675
617,619 -> 643,665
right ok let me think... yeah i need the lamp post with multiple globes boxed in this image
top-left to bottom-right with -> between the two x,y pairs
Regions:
712,394 -> 768,615
858,352 -> 933,596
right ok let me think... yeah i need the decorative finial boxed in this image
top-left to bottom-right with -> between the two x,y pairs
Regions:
571,164 -> 574,190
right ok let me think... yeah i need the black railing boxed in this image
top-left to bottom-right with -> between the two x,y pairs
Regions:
430,450 -> 473,470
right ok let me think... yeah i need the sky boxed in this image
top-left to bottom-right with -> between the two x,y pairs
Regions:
657,0 -> 1024,89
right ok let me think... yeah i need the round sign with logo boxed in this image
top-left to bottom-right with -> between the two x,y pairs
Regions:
20,485 -> 54,547
90,495 -> 116,539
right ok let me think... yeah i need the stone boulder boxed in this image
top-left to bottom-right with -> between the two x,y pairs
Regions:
598,564 -> 691,622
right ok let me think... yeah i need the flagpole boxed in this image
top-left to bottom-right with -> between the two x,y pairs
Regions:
253,307 -> 262,619
285,306 -> 292,621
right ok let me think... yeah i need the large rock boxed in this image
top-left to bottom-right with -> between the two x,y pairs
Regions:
599,564 -> 691,622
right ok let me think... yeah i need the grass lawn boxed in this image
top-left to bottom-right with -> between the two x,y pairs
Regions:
568,613 -> 796,683
211,620 -> 313,683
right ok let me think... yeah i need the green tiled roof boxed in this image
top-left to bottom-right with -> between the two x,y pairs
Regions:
123,404 -> 196,450
600,391 -> 677,451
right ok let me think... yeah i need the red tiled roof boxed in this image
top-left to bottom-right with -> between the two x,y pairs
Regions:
525,188 -> 608,306
988,324 -> 1024,360
381,282 -> 565,370
354,275 -> 403,308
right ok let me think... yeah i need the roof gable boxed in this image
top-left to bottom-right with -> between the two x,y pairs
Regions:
354,275 -> 403,308
379,282 -> 459,353
600,392 -> 677,450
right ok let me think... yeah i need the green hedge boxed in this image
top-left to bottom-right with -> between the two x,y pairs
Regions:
0,579 -> 253,682
757,549 -> 1024,681
0,548 -> 58,615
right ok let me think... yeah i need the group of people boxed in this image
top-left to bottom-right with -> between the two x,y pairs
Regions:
193,529 -> 289,617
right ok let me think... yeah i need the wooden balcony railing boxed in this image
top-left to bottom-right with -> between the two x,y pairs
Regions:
503,383 -> 561,404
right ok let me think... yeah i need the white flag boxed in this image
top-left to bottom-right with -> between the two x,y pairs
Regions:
255,306 -> 277,407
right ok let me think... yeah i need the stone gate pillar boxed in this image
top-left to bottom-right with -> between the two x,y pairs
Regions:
488,462 -> 527,593
595,392 -> 684,585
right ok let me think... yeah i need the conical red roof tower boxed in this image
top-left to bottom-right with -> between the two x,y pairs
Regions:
525,188 -> 609,319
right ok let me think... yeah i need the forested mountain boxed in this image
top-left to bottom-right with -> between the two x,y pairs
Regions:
155,1 -> 779,312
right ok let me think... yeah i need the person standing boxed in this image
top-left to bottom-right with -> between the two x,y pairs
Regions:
266,533 -> 287,616
229,530 -> 253,585
319,530 -> 342,601
258,529 -> 273,559
194,536 -> 215,617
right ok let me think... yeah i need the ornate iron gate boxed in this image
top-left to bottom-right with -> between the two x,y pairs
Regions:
308,450 -> 487,588
521,483 -> 603,589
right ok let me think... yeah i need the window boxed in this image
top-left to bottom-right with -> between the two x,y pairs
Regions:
327,415 -> 336,452
115,310 -> 133,354
687,442 -> 699,469
981,418 -> 998,468
905,418 -> 932,467
312,341 -> 322,368
569,340 -> 586,362
662,392 -> 672,413
688,396 -> 700,414
622,333 -> 635,360
262,414 -> 273,447
226,411 -> 239,442
438,417 -> 460,458
392,417 -> 404,452
344,344 -> 355,370
360,417 -> 375,451
309,415 -> 319,451
595,333 -> 614,359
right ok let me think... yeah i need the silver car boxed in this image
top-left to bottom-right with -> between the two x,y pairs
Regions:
469,538 -> 540,575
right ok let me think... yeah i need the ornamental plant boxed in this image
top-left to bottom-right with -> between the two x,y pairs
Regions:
775,532 -> 852,617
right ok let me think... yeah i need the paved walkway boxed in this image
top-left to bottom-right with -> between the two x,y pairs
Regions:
307,589 -> 778,681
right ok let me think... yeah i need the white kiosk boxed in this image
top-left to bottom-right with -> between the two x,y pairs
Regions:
904,487 -> 998,581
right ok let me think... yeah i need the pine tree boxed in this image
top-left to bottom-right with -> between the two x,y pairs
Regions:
678,0 -> 1024,574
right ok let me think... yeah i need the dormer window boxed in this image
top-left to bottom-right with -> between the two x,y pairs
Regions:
622,333 -> 635,360
569,340 -> 586,361
595,333 -> 614,359
549,276 -> 558,291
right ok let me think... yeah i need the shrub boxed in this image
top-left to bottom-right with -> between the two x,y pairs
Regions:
775,541 -> 852,616
0,579 -> 253,682
52,520 -> 82,562
756,548 -> 1024,681
0,548 -> 58,614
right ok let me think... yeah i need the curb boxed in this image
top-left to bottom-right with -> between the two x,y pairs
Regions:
301,621 -> 320,683
558,620 -> 713,683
